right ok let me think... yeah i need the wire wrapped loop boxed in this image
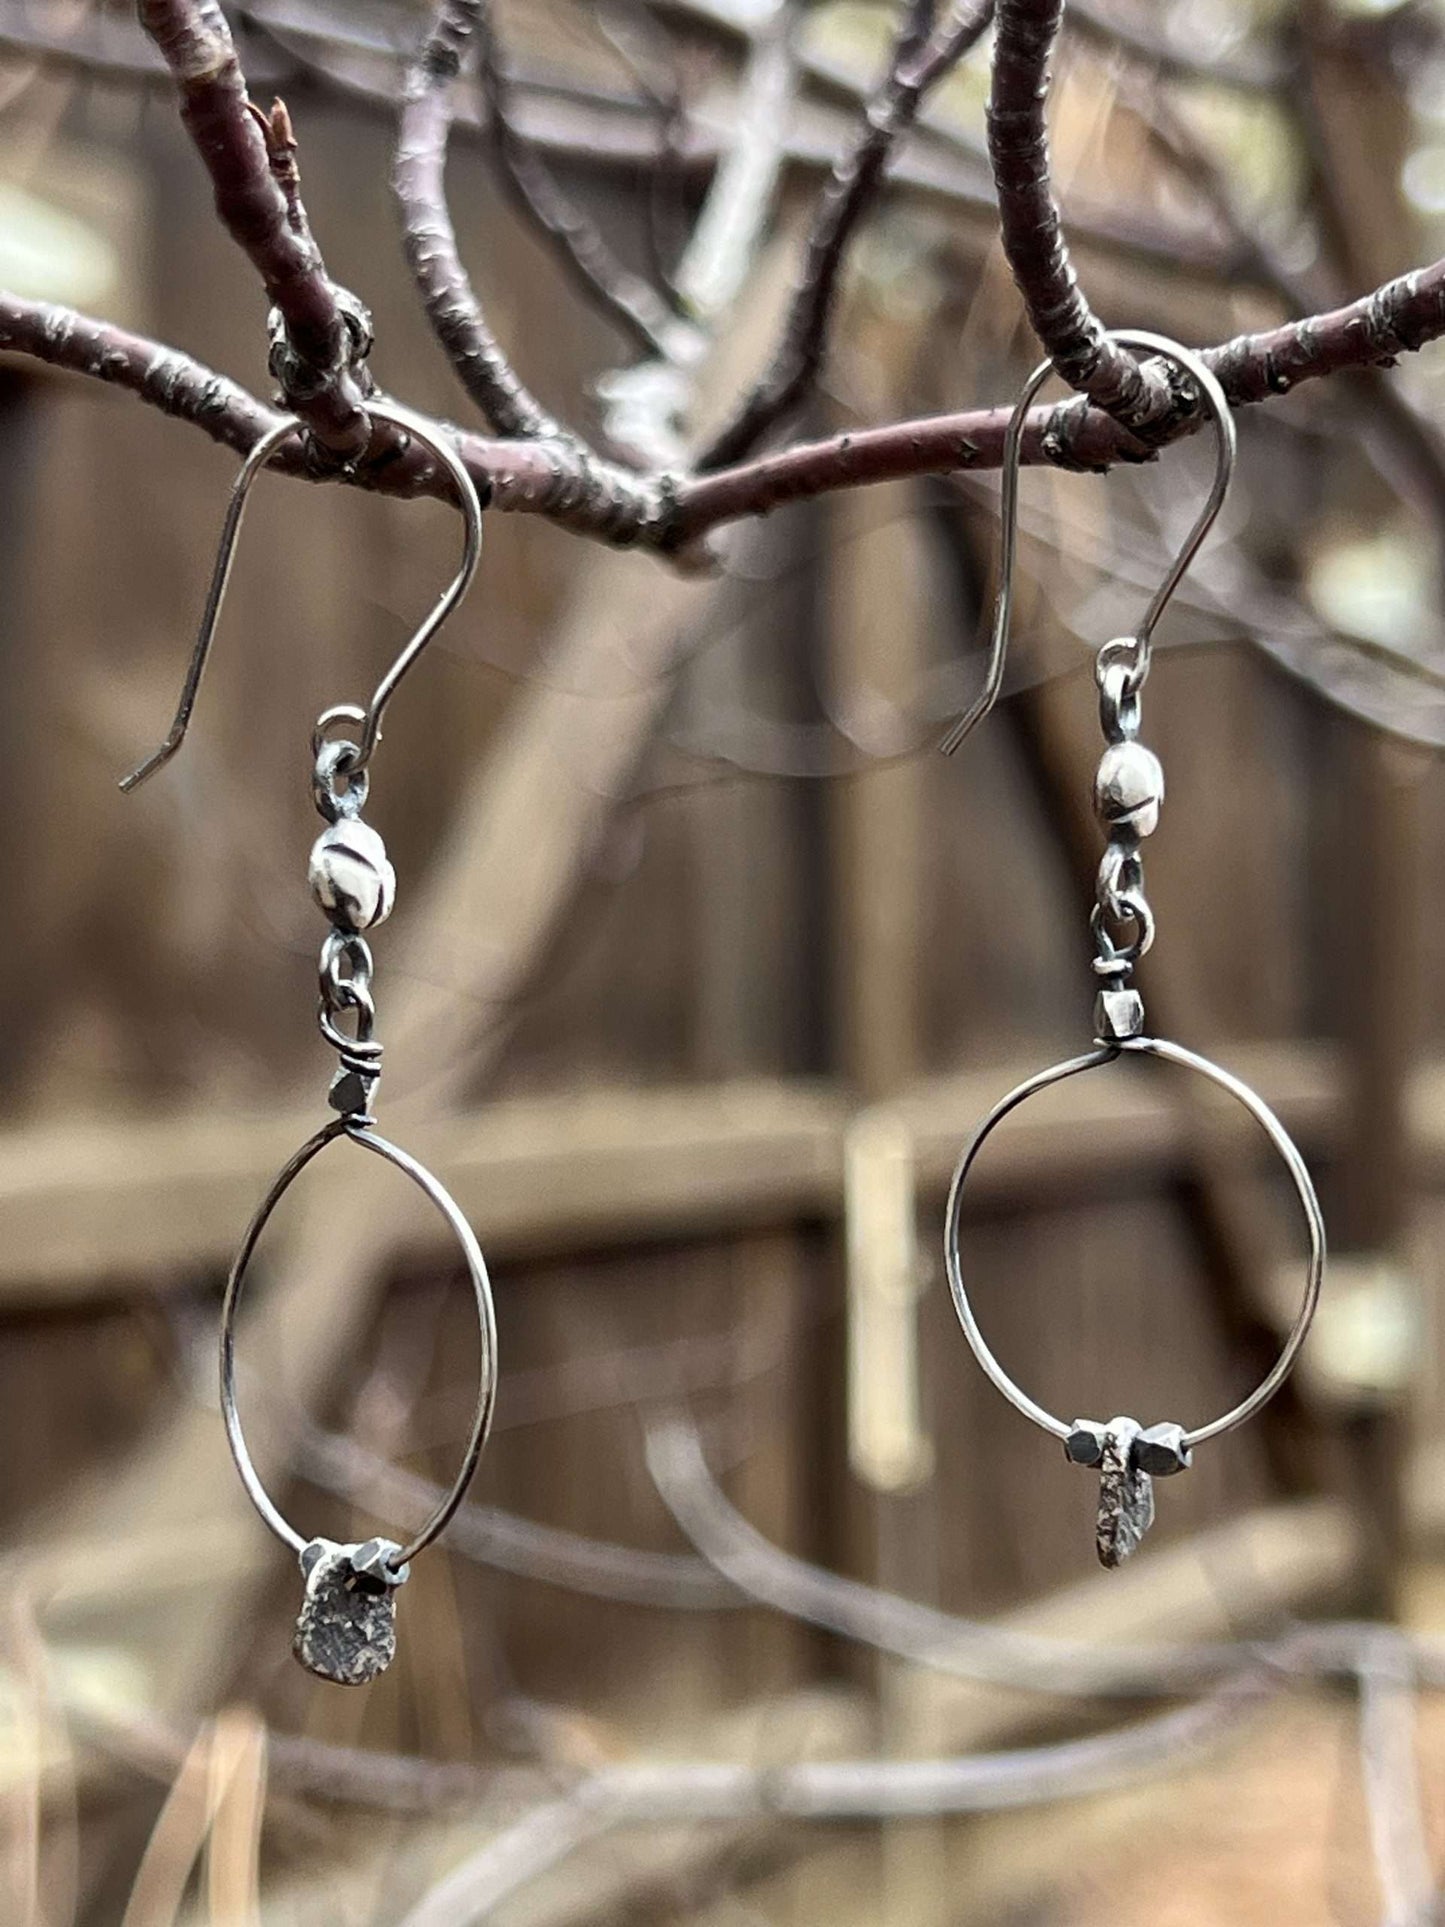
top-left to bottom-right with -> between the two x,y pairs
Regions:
1096,650 -> 1143,743
1090,895 -> 1155,974
319,929 -> 374,1017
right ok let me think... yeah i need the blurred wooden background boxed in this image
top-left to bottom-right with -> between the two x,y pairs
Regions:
5,2 -> 1445,1920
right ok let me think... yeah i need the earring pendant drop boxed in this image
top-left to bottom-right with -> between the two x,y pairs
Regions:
940,332 -> 1325,1567
123,401 -> 497,1677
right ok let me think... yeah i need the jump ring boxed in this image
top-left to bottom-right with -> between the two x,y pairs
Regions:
318,1002 -> 379,1054
312,731 -> 369,823
319,930 -> 373,1008
942,1037 -> 1325,1451
1096,636 -> 1150,695
1090,895 -> 1155,968
219,1120 -> 497,1566
1097,845 -> 1143,920
1096,656 -> 1142,743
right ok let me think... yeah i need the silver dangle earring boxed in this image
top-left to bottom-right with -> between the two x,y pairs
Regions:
941,333 -> 1324,1568
123,401 -> 497,1681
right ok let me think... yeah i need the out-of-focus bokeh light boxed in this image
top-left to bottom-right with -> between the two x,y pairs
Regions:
0,185 -> 117,308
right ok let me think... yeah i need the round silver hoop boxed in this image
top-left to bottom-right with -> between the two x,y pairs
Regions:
219,1120 -> 497,1567
943,1035 -> 1324,1451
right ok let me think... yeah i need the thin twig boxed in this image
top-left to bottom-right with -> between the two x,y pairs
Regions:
645,1412 -> 1320,1698
700,0 -> 995,469
474,0 -> 683,357
669,0 -> 800,326
1062,0 -> 1286,92
395,0 -> 573,439
393,1684 -> 1264,1922
596,0 -> 696,304
597,0 -> 796,463
0,2 -> 1276,290
304,1425 -> 744,1610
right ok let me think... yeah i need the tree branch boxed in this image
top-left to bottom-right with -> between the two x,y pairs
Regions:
473,0 -> 684,358
394,0 -> 572,439
11,242 -> 1445,552
137,0 -> 373,454
669,256 -> 1445,544
395,1687 -> 1261,1921
987,0 -> 1175,429
0,4 -> 1262,293
0,296 -> 672,539
699,0 -> 996,470
1062,0 -> 1286,93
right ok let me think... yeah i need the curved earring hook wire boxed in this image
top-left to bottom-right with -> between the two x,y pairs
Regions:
119,398 -> 483,793
940,329 -> 1236,755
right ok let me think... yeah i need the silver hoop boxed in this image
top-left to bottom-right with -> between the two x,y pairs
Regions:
943,1035 -> 1325,1452
219,1119 -> 498,1569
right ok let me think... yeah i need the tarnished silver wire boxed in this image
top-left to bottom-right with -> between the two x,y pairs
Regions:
125,395 -> 497,1649
313,732 -> 370,822
219,1119 -> 498,1570
319,928 -> 373,1011
1089,897 -> 1155,973
118,399 -> 483,792
943,1037 -> 1325,1451
937,329 -> 1323,1497
940,331 -> 1237,755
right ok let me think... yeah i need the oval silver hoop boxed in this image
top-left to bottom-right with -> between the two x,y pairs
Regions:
219,1120 -> 497,1565
943,1036 -> 1325,1452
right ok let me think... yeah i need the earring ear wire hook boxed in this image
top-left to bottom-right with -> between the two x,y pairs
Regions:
940,330 -> 1237,756
119,397 -> 483,793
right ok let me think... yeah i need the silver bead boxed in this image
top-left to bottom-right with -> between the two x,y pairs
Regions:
1094,985 -> 1145,1042
1136,1422 -> 1191,1477
309,819 -> 396,931
1094,741 -> 1165,838
1065,1419 -> 1107,1466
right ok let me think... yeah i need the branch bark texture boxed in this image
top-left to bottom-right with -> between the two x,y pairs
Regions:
700,0 -> 996,469
988,0 -> 1174,428
138,0 -> 373,453
394,0 -> 570,440
9,247 -> 1445,550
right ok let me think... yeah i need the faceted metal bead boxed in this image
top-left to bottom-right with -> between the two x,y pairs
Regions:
1136,1421 -> 1192,1477
1094,741 -> 1165,839
309,820 -> 396,931
328,1062 -> 380,1118
1064,1418 -> 1107,1467
1094,986 -> 1145,1042
292,1537 -> 409,1686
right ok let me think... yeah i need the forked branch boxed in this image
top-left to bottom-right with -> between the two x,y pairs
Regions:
2,0 -> 1444,559
138,0 -> 373,455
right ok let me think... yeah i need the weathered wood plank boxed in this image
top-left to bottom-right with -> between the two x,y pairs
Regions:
0,1040 -> 1349,1304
